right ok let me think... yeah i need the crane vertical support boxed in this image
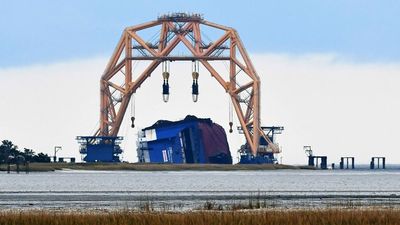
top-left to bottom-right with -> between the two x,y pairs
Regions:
96,13 -> 279,156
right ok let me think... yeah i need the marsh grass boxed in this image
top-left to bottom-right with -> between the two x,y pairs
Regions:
0,209 -> 399,225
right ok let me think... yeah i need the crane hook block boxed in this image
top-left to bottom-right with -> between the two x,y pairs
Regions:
162,71 -> 170,80
192,71 -> 199,80
229,122 -> 233,133
131,116 -> 135,128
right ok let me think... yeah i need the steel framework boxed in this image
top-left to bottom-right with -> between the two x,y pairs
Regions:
96,13 -> 278,156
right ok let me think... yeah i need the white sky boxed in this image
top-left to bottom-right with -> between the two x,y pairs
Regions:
1,53 -> 399,164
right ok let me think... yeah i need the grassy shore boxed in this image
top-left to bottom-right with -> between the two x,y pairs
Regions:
0,210 -> 399,225
0,162 -> 313,172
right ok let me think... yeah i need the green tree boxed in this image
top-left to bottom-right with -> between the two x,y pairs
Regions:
0,140 -> 51,163
0,140 -> 19,163
23,148 -> 35,162
33,153 -> 51,163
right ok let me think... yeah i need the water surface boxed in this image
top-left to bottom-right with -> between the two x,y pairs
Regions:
1,170 -> 399,210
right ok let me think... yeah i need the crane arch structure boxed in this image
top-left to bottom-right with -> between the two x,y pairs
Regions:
96,13 -> 279,156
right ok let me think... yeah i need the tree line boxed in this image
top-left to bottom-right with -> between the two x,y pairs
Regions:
0,140 -> 50,163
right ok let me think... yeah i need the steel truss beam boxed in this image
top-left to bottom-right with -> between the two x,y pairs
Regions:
98,15 -> 279,155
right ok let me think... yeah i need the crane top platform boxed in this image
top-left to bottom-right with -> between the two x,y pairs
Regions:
157,13 -> 203,22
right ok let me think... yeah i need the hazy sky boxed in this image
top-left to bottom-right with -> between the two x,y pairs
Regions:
1,1 -> 399,164
1,0 -> 400,67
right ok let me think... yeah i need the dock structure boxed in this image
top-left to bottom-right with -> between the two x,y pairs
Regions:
5,158 -> 30,174
58,157 -> 76,163
308,156 -> 328,169
340,157 -> 355,169
304,146 -> 327,169
370,157 -> 385,169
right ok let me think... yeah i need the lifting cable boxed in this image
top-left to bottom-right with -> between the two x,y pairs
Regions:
229,95 -> 233,133
130,94 -> 135,128
129,29 -> 160,129
220,59 -> 234,133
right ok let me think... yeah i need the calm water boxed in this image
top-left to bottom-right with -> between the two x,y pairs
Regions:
1,169 -> 400,211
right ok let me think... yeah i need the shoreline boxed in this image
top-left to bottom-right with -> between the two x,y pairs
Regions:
1,206 -> 399,213
0,162 -> 314,172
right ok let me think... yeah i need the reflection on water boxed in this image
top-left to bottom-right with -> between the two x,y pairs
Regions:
1,170 -> 400,211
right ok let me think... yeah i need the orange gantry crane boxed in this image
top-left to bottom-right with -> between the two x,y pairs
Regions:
78,13 -> 280,162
